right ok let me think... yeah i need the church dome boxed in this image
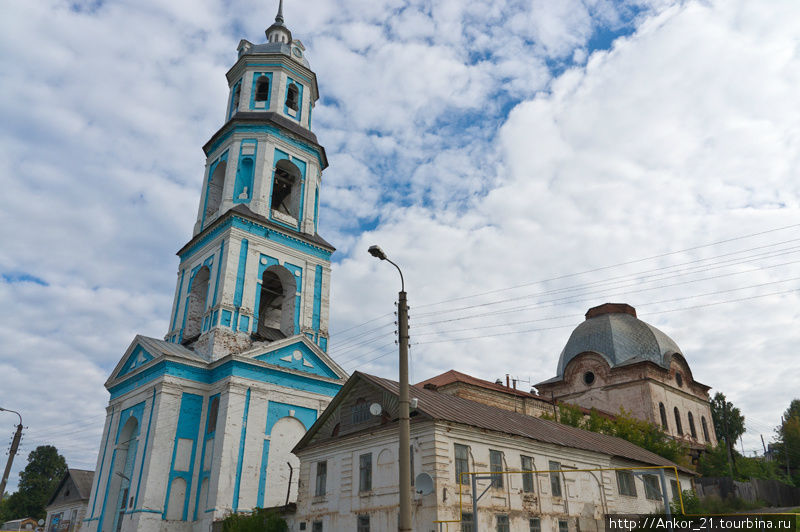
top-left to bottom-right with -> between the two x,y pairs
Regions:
556,303 -> 682,377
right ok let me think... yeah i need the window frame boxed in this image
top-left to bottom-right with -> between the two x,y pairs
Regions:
558,519 -> 569,532
674,407 -> 683,435
616,470 -> 637,497
496,514 -> 510,532
549,460 -> 562,497
461,512 -> 474,532
489,449 -> 504,488
357,514 -> 370,532
530,518 -> 541,532
359,453 -> 372,492
521,455 -> 535,493
455,444 -> 470,485
314,460 -> 327,497
643,474 -> 662,500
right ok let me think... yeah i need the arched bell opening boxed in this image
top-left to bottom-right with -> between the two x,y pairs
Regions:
204,161 -> 226,225
184,266 -> 211,342
270,159 -> 302,221
255,76 -> 270,102
255,265 -> 297,341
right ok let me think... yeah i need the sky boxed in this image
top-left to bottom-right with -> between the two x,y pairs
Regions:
1,0 -> 799,492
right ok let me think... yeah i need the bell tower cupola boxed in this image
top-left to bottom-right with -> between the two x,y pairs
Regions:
166,1 -> 333,360
265,0 -> 292,44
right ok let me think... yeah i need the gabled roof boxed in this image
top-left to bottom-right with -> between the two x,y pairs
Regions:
418,369 -> 548,400
106,335 -> 208,387
297,372 -> 693,474
46,469 -> 94,507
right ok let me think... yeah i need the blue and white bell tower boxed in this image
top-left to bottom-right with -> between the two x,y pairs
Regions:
169,0 -> 333,358
83,5 -> 347,531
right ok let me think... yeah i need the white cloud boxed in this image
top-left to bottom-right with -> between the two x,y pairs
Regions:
2,0 -> 796,491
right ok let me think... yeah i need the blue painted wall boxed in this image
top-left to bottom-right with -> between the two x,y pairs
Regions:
163,393 -> 203,521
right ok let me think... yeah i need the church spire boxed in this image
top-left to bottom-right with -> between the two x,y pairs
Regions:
265,0 -> 292,44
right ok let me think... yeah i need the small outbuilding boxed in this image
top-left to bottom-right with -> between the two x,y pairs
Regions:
44,469 -> 94,532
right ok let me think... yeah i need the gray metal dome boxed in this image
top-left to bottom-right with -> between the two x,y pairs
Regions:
556,303 -> 681,377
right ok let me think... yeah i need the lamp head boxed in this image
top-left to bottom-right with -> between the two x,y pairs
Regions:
368,245 -> 387,260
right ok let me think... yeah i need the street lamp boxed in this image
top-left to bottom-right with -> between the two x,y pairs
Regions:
368,245 -> 411,532
0,407 -> 24,504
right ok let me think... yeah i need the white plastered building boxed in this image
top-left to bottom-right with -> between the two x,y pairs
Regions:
81,4 -> 348,531
291,372 -> 695,532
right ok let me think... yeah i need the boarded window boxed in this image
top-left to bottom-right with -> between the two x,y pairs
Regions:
455,444 -> 469,485
173,438 -> 193,472
166,477 -> 187,520
204,160 -> 226,224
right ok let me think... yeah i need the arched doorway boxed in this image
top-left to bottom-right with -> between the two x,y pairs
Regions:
103,417 -> 139,532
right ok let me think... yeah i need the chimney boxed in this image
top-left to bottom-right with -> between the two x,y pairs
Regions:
506,374 -> 510,388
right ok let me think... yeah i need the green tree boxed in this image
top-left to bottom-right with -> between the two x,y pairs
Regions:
710,392 -> 745,474
222,508 -> 288,532
545,404 -> 685,463
0,445 -> 67,521
775,398 -> 800,486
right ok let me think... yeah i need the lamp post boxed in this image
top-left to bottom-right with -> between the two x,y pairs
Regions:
368,245 -> 411,532
0,407 -> 23,504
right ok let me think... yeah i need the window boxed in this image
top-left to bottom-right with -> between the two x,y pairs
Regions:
461,513 -> 473,532
530,518 -> 541,532
255,76 -> 270,101
206,396 -> 219,434
357,515 -> 370,532
559,519 -> 569,532
312,522 -> 322,532
674,407 -> 683,435
688,412 -> 697,438
315,461 -> 327,497
549,461 -> 562,497
659,403 -> 668,431
490,450 -> 504,488
521,455 -> 534,493
496,514 -> 510,532
676,372 -> 683,387
410,444 -> 415,486
616,470 -> 637,497
583,371 -> 595,385
351,398 -> 370,424
643,474 -> 662,500
670,479 -> 679,501
286,83 -> 299,111
701,416 -> 710,442
359,453 -> 372,492
455,444 -> 469,485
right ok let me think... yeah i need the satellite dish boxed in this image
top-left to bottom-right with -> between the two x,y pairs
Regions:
415,472 -> 434,495
369,403 -> 382,416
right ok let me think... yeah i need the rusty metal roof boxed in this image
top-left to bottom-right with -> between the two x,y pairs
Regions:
359,372 -> 693,474
417,369 -> 546,399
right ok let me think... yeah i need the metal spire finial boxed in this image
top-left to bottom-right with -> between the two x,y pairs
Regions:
275,0 -> 284,24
